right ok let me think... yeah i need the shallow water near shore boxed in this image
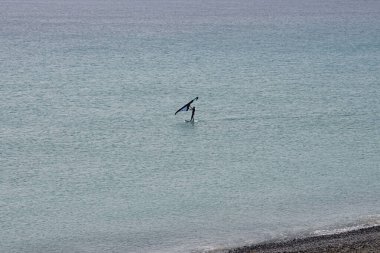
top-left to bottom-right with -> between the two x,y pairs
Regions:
1,0 -> 380,252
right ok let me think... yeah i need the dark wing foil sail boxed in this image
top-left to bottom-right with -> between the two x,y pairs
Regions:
174,104 -> 190,115
175,97 -> 198,115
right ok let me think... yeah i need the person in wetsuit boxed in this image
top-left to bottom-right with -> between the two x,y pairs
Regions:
190,106 -> 195,122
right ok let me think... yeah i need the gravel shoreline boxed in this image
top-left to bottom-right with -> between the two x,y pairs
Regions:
227,225 -> 380,253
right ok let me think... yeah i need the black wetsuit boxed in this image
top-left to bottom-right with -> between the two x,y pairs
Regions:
190,107 -> 195,121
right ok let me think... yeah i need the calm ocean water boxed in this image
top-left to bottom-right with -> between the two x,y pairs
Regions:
1,0 -> 380,252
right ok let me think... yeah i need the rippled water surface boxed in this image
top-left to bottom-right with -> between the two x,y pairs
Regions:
1,0 -> 380,252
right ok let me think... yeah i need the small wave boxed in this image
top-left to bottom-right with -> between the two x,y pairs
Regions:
312,215 -> 380,236
313,224 -> 376,236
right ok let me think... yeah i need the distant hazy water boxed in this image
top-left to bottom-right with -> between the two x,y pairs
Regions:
1,0 -> 380,252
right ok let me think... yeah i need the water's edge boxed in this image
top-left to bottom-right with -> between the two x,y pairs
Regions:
224,225 -> 380,253
202,216 -> 380,253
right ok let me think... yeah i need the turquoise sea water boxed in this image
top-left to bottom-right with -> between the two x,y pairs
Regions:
1,0 -> 380,252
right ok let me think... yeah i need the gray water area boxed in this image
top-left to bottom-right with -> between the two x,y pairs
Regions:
1,0 -> 380,252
